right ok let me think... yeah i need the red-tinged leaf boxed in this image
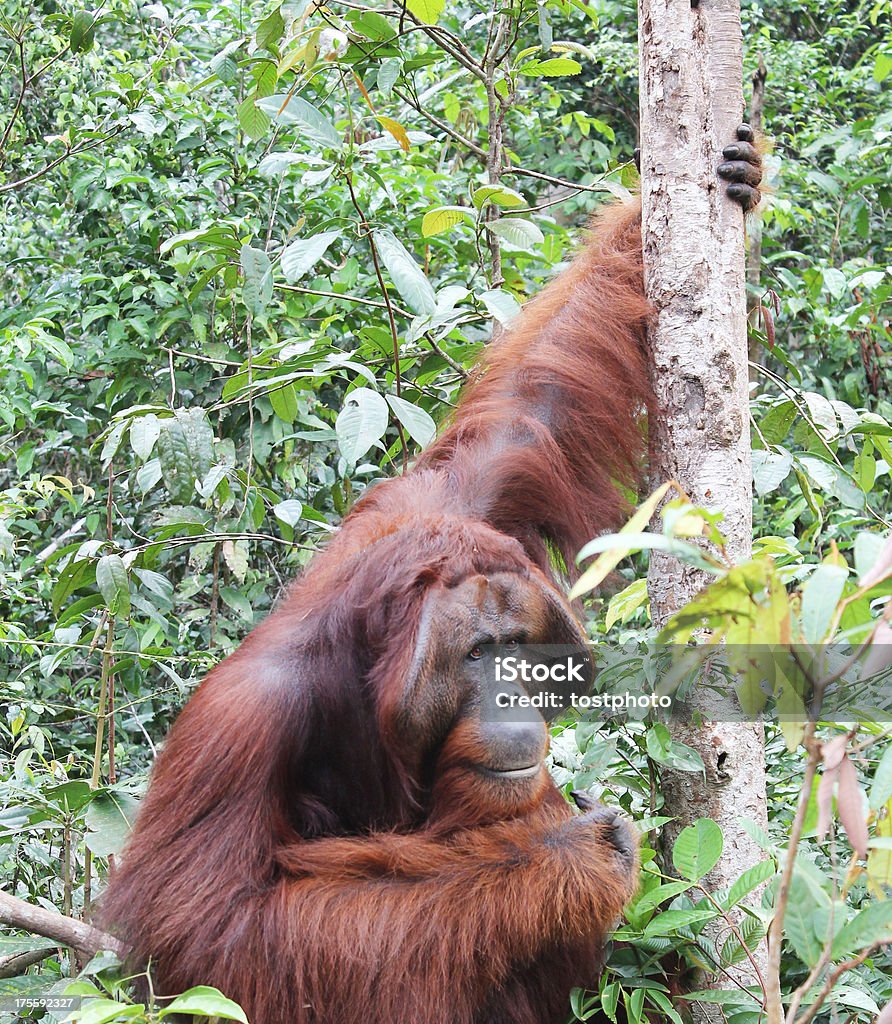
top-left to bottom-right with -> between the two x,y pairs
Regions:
837,754 -> 869,859
763,305 -> 776,349
822,734 -> 848,772
353,72 -> 376,113
860,533 -> 892,589
862,619 -> 892,677
817,734 -> 848,841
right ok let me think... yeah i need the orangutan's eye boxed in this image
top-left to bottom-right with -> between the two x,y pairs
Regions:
506,638 -> 519,650
467,646 -> 483,660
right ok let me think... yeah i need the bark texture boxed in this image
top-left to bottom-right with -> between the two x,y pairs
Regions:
637,0 -> 771,1003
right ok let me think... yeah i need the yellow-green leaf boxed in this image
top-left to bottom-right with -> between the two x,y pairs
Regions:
570,482 -> 671,600
404,0 -> 445,24
421,206 -> 472,237
518,57 -> 582,77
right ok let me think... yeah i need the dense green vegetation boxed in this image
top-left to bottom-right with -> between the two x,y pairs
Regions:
1,0 -> 890,1021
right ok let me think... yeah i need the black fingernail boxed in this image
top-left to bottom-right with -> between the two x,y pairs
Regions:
724,145 -> 740,159
717,162 -> 734,176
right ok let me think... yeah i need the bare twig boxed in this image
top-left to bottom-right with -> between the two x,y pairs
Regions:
344,171 -> 409,470
277,283 -> 413,318
0,37 -> 27,157
393,86 -> 486,158
0,127 -> 125,194
764,723 -> 820,1024
794,944 -> 882,1024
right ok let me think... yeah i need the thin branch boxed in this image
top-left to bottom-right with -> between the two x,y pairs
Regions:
504,164 -> 629,196
0,37 -> 27,156
695,884 -> 768,1005
0,890 -> 126,958
0,127 -> 125,194
162,346 -> 242,368
793,944 -> 882,1024
393,86 -> 486,158
277,283 -> 413,318
764,724 -> 820,1024
344,171 -> 409,470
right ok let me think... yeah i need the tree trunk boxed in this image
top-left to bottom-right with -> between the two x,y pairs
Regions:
637,0 -> 772,1008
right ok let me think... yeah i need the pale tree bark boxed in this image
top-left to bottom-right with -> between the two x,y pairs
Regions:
637,0 -> 773,1013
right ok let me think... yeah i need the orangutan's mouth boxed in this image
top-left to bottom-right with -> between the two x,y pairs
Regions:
480,763 -> 542,780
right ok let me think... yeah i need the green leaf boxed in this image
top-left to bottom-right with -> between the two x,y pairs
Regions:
52,558 -> 96,618
255,7 -> 285,50
237,96 -> 271,140
831,900 -> 892,959
421,206 -> 473,237
631,880 -> 694,917
645,730 -> 704,772
157,409 -> 215,502
129,414 -> 161,460
570,483 -> 673,600
160,224 -> 240,256
518,57 -> 582,76
136,458 -> 163,494
372,230 -> 436,314
240,244 -> 273,315
472,185 -> 527,209
128,110 -> 160,137
870,744 -> 892,810
377,57 -> 401,98
684,990 -> 761,1006
70,10 -> 96,53
269,383 -> 299,423
100,420 -> 128,465
725,860 -> 776,908
643,907 -> 716,935
256,94 -> 342,150
605,578 -> 649,630
273,499 -> 304,527
479,288 -> 522,326
84,791 -> 140,857
281,230 -> 340,283
220,586 -> 253,622
875,52 -> 892,82
404,0 -> 445,24
160,986 -> 248,1022
489,218 -> 544,252
800,563 -> 848,642
672,819 -> 723,880
96,555 -> 130,618
74,999 -> 144,1024
336,387 -> 389,464
752,449 -> 793,496
386,394 -> 436,447
133,568 -> 174,603
785,869 -> 829,966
